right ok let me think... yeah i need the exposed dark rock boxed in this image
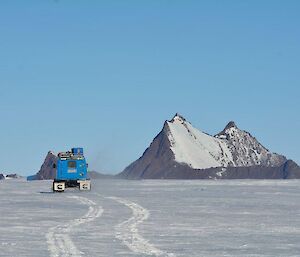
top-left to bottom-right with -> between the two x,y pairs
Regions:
35,151 -> 58,180
6,174 -> 22,179
118,121 -> 175,179
223,121 -> 238,131
171,113 -> 186,123
215,121 -> 286,167
0,174 -> 4,180
282,160 -> 300,179
120,159 -> 300,180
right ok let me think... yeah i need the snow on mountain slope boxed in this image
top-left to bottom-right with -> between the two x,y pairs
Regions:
166,114 -> 286,169
167,115 -> 234,169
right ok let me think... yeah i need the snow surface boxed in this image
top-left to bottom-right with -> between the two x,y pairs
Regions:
1,178 -> 300,257
46,196 -> 103,257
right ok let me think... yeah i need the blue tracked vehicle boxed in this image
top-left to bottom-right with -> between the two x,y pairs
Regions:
52,148 -> 91,192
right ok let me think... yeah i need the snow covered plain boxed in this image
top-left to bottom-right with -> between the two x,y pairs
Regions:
1,179 -> 300,257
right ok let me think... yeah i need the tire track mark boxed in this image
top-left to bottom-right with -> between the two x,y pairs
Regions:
46,196 -> 103,257
107,196 -> 175,257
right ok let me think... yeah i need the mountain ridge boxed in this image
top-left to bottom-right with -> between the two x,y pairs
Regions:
119,114 -> 299,179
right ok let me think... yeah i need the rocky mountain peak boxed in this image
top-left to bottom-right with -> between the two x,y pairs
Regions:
170,113 -> 186,123
216,121 -> 240,139
225,121 -> 237,130
215,121 -> 286,167
36,151 -> 58,180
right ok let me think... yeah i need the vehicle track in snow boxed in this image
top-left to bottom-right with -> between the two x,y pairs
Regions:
46,196 -> 103,257
107,196 -> 175,257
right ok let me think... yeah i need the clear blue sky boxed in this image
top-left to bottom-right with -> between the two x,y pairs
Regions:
0,1 -> 299,175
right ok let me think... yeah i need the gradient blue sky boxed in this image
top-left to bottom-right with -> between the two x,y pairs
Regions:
0,1 -> 299,175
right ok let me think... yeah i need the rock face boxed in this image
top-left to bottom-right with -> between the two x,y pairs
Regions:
5,174 -> 22,179
0,173 -> 22,180
36,151 -> 58,180
119,114 -> 300,179
215,121 -> 286,167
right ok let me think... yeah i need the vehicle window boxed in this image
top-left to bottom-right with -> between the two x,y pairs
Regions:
68,161 -> 77,169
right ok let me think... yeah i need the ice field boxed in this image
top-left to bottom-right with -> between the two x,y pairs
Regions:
1,179 -> 300,257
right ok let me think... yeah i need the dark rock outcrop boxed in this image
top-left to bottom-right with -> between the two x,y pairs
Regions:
118,122 -> 175,179
282,160 -> 300,179
6,174 -> 22,179
120,158 -> 300,180
0,174 -> 4,180
215,121 -> 286,167
35,151 -> 58,180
